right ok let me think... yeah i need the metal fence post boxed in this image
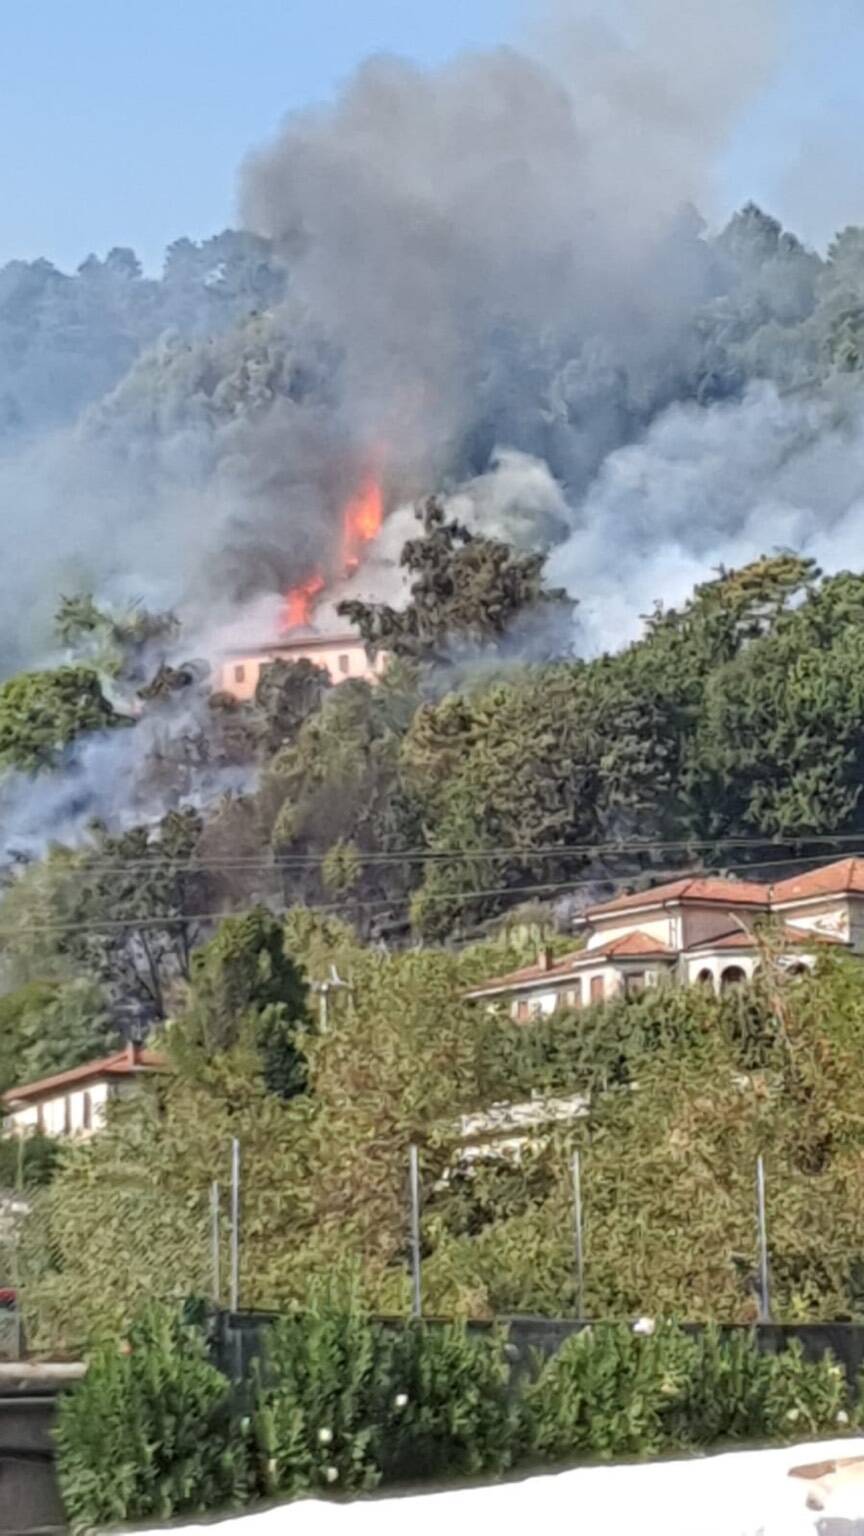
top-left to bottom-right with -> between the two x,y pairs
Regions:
230,1140 -> 240,1314
409,1144 -> 422,1319
756,1154 -> 771,1322
210,1181 -> 221,1305
572,1151 -> 585,1319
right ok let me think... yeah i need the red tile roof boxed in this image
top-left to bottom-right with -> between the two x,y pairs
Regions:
464,950 -> 586,998
771,858 -> 864,904
464,933 -> 676,998
2,1047 -> 167,1107
603,931 -> 674,958
587,876 -> 770,917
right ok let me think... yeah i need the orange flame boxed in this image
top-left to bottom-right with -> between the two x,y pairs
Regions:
343,476 -> 383,571
279,475 -> 384,632
280,571 -> 326,631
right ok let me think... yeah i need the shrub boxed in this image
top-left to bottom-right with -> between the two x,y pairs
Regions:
378,1321 -> 514,1482
669,1326 -> 768,1445
55,1303 -> 248,1533
519,1323 -> 697,1462
760,1340 -> 850,1440
251,1305 -> 383,1499
520,1324 -> 854,1464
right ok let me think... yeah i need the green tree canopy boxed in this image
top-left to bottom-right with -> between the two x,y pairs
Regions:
253,656 -> 331,756
0,666 -> 130,771
338,496 -> 575,663
173,906 -> 311,1100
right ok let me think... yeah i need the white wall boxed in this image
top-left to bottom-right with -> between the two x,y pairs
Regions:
777,898 -> 851,943
586,911 -> 676,951
219,644 -> 385,701
6,1080 -> 111,1139
682,953 -> 760,992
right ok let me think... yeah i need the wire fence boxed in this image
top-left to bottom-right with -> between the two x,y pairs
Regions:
0,1128 -> 791,1364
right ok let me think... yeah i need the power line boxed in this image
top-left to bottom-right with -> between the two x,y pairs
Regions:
0,849 -> 853,939
12,831 -> 864,875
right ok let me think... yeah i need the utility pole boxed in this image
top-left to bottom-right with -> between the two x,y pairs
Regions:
756,1154 -> 771,1323
210,1181 -> 221,1306
311,966 -> 353,1033
229,1140 -> 240,1314
408,1144 -> 422,1320
572,1151 -> 585,1319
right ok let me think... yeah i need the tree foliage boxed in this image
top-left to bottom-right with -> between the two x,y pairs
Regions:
338,497 -> 575,663
172,906 -> 311,1099
0,665 -> 129,771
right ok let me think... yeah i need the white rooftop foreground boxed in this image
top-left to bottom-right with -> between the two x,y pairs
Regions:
133,1437 -> 864,1536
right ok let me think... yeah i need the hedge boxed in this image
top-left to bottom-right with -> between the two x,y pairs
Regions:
55,1305 -> 861,1532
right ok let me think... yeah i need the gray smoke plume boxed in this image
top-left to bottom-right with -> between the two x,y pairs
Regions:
13,0 -> 864,854
240,0 -> 780,492
549,376 -> 864,651
0,0 -> 786,680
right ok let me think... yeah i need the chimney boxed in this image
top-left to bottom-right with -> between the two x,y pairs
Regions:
126,1039 -> 141,1067
538,945 -> 553,972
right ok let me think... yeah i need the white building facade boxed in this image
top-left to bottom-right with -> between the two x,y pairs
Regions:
216,632 -> 386,703
465,860 -> 863,1017
2,1045 -> 166,1139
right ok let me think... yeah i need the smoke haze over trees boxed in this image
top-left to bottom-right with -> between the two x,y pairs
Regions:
4,0 -> 864,676
7,3 -> 864,904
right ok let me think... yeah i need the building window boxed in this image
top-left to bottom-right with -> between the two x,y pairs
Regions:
625,972 -> 645,996
36,1103 -> 44,1134
720,965 -> 747,991
515,999 -> 530,1022
564,983 -> 581,1009
529,998 -> 544,1019
82,1091 -> 92,1132
696,968 -> 714,987
63,1095 -> 71,1135
338,654 -> 350,675
590,975 -> 605,1004
233,664 -> 246,684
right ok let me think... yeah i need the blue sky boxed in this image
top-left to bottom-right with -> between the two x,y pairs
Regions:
2,0 -> 864,273
0,0 -> 522,272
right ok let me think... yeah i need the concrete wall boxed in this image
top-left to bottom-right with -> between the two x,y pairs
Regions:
681,905 -> 761,948
0,1392 -> 65,1533
507,963 -> 656,1019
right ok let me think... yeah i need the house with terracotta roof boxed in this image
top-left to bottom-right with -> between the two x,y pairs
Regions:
2,1043 -> 167,1140
464,858 -> 863,1018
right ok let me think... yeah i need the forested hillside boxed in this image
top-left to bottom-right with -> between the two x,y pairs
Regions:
9,182 -> 864,1338
5,502 -> 864,1091
19,912 -> 864,1346
7,504 -> 864,1350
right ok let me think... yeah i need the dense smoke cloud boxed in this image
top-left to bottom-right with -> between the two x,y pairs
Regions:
550,378 -> 864,651
0,0 -> 789,676
240,0 -> 779,488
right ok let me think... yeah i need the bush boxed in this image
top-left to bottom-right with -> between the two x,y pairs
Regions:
252,1308 -> 515,1497
669,1326 -> 768,1445
0,1132 -> 60,1190
760,1339 -> 850,1440
55,1303 -> 861,1532
379,1321 -> 514,1482
520,1323 -> 855,1463
251,1305 -> 383,1499
55,1304 -> 248,1533
519,1323 -> 697,1462
677,1330 -> 850,1446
